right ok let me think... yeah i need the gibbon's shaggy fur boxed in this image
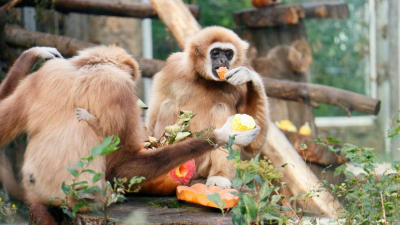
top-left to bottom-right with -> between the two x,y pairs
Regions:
0,45 -> 260,212
146,26 -> 270,188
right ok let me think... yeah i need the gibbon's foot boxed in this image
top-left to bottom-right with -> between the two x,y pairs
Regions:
214,116 -> 261,146
225,66 -> 259,86
75,108 -> 93,122
29,204 -> 58,225
29,47 -> 64,60
206,176 -> 232,189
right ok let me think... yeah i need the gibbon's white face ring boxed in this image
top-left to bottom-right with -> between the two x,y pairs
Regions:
204,42 -> 238,81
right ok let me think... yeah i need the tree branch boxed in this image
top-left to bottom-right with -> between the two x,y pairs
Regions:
0,0 -> 200,19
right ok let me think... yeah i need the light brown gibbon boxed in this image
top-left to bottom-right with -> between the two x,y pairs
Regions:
0,45 -> 260,218
146,26 -> 270,189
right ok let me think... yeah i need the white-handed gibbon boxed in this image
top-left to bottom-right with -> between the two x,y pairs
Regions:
0,45 -> 260,216
146,26 -> 270,189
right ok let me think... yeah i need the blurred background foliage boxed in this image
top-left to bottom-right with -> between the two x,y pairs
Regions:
152,0 -> 370,117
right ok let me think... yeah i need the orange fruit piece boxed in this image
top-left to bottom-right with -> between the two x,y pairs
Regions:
139,159 -> 195,195
176,183 -> 239,209
216,67 -> 229,80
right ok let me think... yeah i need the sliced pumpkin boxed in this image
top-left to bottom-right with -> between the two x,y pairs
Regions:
176,183 -> 239,209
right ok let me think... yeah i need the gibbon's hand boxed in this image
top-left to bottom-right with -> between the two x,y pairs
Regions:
29,47 -> 64,60
75,108 -> 91,122
225,66 -> 261,86
214,116 -> 261,146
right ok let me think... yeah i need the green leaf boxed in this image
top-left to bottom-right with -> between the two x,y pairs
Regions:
82,169 -> 96,175
66,166 -> 79,177
243,172 -> 257,185
289,196 -> 298,204
61,182 -> 70,194
74,181 -> 88,188
242,194 -> 258,222
334,164 -> 347,177
232,177 -> 243,187
92,173 -> 103,183
129,176 -> 146,186
61,206 -> 74,219
253,175 -> 264,185
231,206 -> 247,225
206,193 -> 226,214
85,186 -> 106,195
326,137 -> 341,143
250,154 -> 260,166
259,181 -> 273,201
271,195 -> 284,205
72,201 -> 88,213
91,209 -> 103,215
261,213 -> 284,225
91,135 -> 114,156
74,161 -> 84,168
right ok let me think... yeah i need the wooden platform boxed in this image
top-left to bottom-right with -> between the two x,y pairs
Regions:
76,196 -> 232,225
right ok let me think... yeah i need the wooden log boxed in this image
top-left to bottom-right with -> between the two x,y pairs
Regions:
233,1 -> 349,27
263,77 -> 381,116
3,25 -> 381,116
263,124 -> 342,217
149,0 -> 202,49
0,0 -> 200,19
0,10 -> 18,64
4,25 -> 165,77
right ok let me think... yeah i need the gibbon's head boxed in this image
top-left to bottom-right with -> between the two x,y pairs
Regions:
73,45 -> 141,80
185,26 -> 249,81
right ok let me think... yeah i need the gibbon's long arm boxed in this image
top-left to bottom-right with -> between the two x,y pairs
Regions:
0,78 -> 28,147
106,122 -> 260,182
106,137 -> 219,181
225,65 -> 269,157
0,47 -> 62,100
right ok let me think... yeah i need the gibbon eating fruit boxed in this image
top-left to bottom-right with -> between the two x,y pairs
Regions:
146,26 -> 270,188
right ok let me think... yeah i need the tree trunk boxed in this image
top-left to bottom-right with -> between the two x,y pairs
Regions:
148,0 -> 201,49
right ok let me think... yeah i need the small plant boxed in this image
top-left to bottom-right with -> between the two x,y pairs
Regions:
206,136 -> 294,225
314,137 -> 400,224
0,198 -> 17,224
51,135 -> 145,224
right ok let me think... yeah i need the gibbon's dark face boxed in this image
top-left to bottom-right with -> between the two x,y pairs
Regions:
210,48 -> 234,79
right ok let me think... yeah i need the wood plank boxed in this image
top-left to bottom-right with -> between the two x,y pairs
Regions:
233,1 -> 349,27
4,25 -> 165,78
263,77 -> 381,116
0,0 -> 200,19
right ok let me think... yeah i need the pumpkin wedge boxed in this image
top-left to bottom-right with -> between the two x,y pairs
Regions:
177,183 -> 239,209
